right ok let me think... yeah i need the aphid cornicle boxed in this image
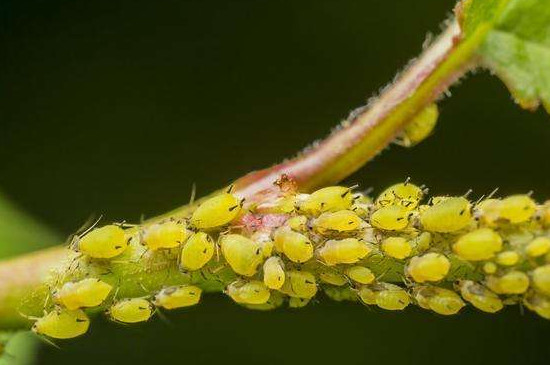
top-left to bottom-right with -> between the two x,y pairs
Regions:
54,278 -> 113,310
142,220 -> 187,251
32,308 -> 90,339
498,195 -> 537,224
407,253 -> 450,283
263,256 -> 285,290
77,224 -> 128,259
226,280 -> 271,305
370,205 -> 410,231
414,286 -> 465,316
420,197 -> 472,233
180,232 -> 215,271
317,238 -> 371,265
279,271 -> 318,299
453,228 -> 503,261
345,266 -> 375,284
456,280 -> 503,313
108,298 -> 154,324
313,210 -> 362,234
485,271 -> 530,294
375,181 -> 424,210
296,186 -> 353,215
220,234 -> 263,276
153,285 -> 202,309
273,228 -> 313,263
190,192 -> 242,229
396,103 -> 438,148
381,237 -> 412,260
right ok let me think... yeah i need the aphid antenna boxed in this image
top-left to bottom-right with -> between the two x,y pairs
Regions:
404,177 -> 411,185
189,183 -> 197,205
78,215 -> 104,239
487,187 -> 500,199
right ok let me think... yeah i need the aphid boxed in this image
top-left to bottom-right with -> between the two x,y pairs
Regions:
359,283 -> 410,311
190,192 -> 242,229
370,205 -> 410,231
495,250 -> 520,266
407,253 -> 451,282
180,232 -> 215,271
474,198 -> 501,226
319,270 -> 348,286
313,210 -> 362,234
408,231 -> 432,254
324,286 -> 358,302
452,228 -> 503,261
108,298 -> 155,324
226,280 -> 271,305
77,224 -> 128,259
288,297 -> 311,309
523,291 -> 550,319
413,286 -> 465,315
536,201 -> 550,227
32,308 -> 90,339
396,103 -> 438,147
279,271 -> 317,299
153,285 -> 202,310
485,271 -> 530,294
220,234 -> 263,276
286,215 -> 308,232
381,237 -> 412,260
532,265 -> 550,295
263,256 -> 285,290
296,186 -> 353,215
483,262 -> 498,274
526,237 -> 550,258
273,228 -> 313,263
420,197 -> 472,233
142,220 -> 187,251
54,278 -> 113,310
245,291 -> 285,311
375,181 -> 424,210
345,266 -> 375,284
456,280 -> 503,313
317,238 -> 371,266
498,195 -> 537,224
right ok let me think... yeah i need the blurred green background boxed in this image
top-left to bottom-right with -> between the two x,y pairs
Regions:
1,0 -> 550,364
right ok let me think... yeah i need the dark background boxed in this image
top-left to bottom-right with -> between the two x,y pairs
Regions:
1,0 -> 550,364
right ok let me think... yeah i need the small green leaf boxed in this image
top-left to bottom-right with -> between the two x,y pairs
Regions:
460,0 -> 550,111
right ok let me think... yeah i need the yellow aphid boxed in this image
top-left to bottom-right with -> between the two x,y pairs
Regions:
108,298 -> 154,324
375,284 -> 410,311
288,297 -> 310,308
397,103 -> 438,147
420,197 -> 472,233
263,256 -> 285,290
153,285 -> 202,309
220,234 -> 263,276
319,271 -> 348,286
486,271 -> 530,294
142,220 -> 186,251
370,205 -> 410,231
345,266 -> 375,284
523,291 -> 550,320
180,232 -> 215,271
381,237 -> 412,260
324,286 -> 358,302
457,280 -> 503,313
78,224 -> 128,259
190,193 -> 242,229
526,237 -> 550,258
376,182 -> 424,210
313,210 -> 362,234
532,265 -> 550,295
273,228 -> 313,263
483,262 -> 498,274
536,201 -> 550,227
495,250 -> 520,266
226,280 -> 271,305
414,286 -> 465,315
475,198 -> 501,226
245,291 -> 284,311
287,215 -> 308,232
357,286 -> 377,305
317,238 -> 371,265
32,308 -> 90,339
407,253 -> 450,282
409,231 -> 432,254
257,195 -> 296,214
498,195 -> 536,223
54,278 -> 113,310
279,271 -> 317,299
296,186 -> 353,215
453,228 -> 503,261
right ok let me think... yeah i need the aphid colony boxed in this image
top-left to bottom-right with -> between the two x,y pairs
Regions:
30,180 -> 550,340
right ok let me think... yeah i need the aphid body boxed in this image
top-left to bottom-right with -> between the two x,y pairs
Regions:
420,197 -> 471,233
226,280 -> 270,305
220,234 -> 263,276
345,266 -> 375,284
78,224 -> 128,259
54,278 -> 113,310
180,232 -> 215,271
456,280 -> 503,313
190,193 -> 242,229
407,253 -> 450,282
279,271 -> 317,299
153,285 -> 202,309
370,205 -> 410,231
263,256 -> 285,290
273,228 -> 313,263
381,237 -> 412,260
414,286 -> 464,315
108,298 -> 154,324
453,228 -> 502,261
32,308 -> 90,339
296,186 -> 353,215
313,210 -> 362,234
142,220 -> 187,251
317,238 -> 371,265
375,182 -> 424,210
397,104 -> 438,147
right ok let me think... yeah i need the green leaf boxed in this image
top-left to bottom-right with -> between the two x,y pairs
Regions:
460,0 -> 550,111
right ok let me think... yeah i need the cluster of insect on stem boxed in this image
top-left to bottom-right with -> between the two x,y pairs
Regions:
25,174 -> 550,341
